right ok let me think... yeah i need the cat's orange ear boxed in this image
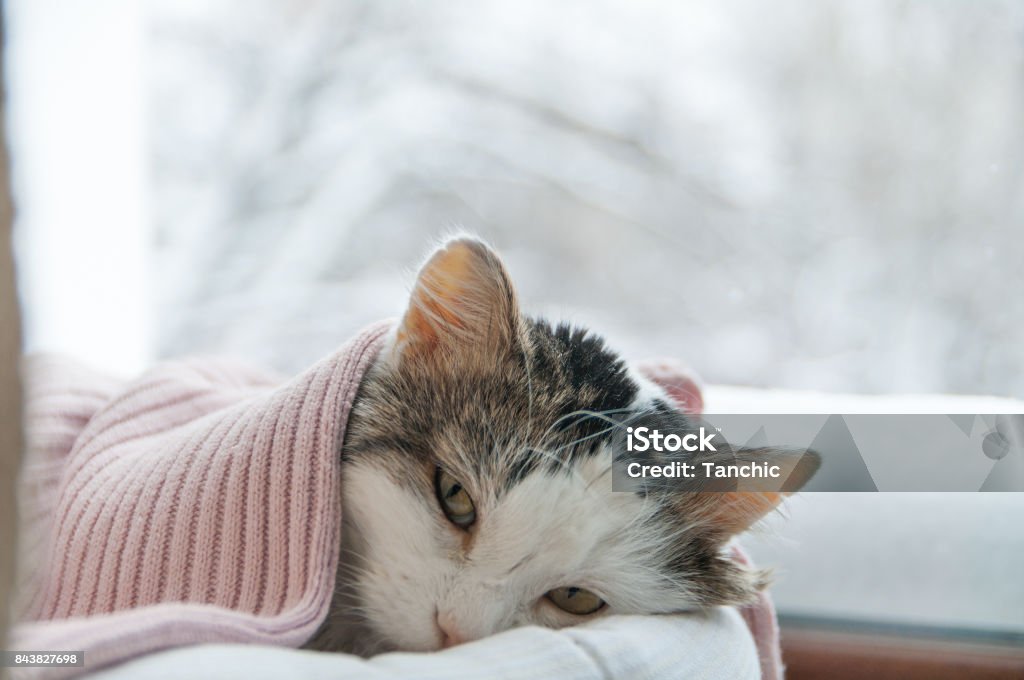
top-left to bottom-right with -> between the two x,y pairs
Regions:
686,448 -> 820,537
394,236 -> 522,363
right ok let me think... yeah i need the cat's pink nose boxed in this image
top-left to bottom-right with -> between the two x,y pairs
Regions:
437,612 -> 465,649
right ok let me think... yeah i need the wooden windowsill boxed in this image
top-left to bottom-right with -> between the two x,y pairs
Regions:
781,621 -> 1024,680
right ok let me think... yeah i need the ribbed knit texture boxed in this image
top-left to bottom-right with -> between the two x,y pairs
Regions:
11,322 -> 389,679
10,337 -> 781,680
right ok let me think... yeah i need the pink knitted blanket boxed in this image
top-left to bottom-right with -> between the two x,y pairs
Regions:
11,325 -> 781,679
12,322 -> 388,677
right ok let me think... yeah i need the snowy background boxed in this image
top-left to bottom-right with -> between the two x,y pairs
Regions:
6,0 -> 1023,640
145,0 -> 1024,398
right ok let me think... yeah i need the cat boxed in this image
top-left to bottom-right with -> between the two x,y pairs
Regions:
307,236 -> 818,654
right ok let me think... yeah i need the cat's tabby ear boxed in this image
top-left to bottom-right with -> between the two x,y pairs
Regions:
686,448 -> 820,537
393,236 -> 522,363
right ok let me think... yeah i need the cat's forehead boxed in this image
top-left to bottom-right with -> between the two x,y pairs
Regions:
351,320 -> 683,487
436,321 -> 671,486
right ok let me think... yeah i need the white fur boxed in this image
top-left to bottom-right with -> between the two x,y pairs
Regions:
339,443 -> 701,652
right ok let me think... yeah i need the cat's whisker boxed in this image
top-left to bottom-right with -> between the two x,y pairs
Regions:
542,408 -> 646,448
542,409 -> 647,458
520,444 -> 580,478
515,410 -> 651,486
542,407 -> 636,440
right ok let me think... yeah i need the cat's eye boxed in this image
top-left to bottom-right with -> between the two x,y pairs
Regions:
435,468 -> 476,529
546,587 -> 606,616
